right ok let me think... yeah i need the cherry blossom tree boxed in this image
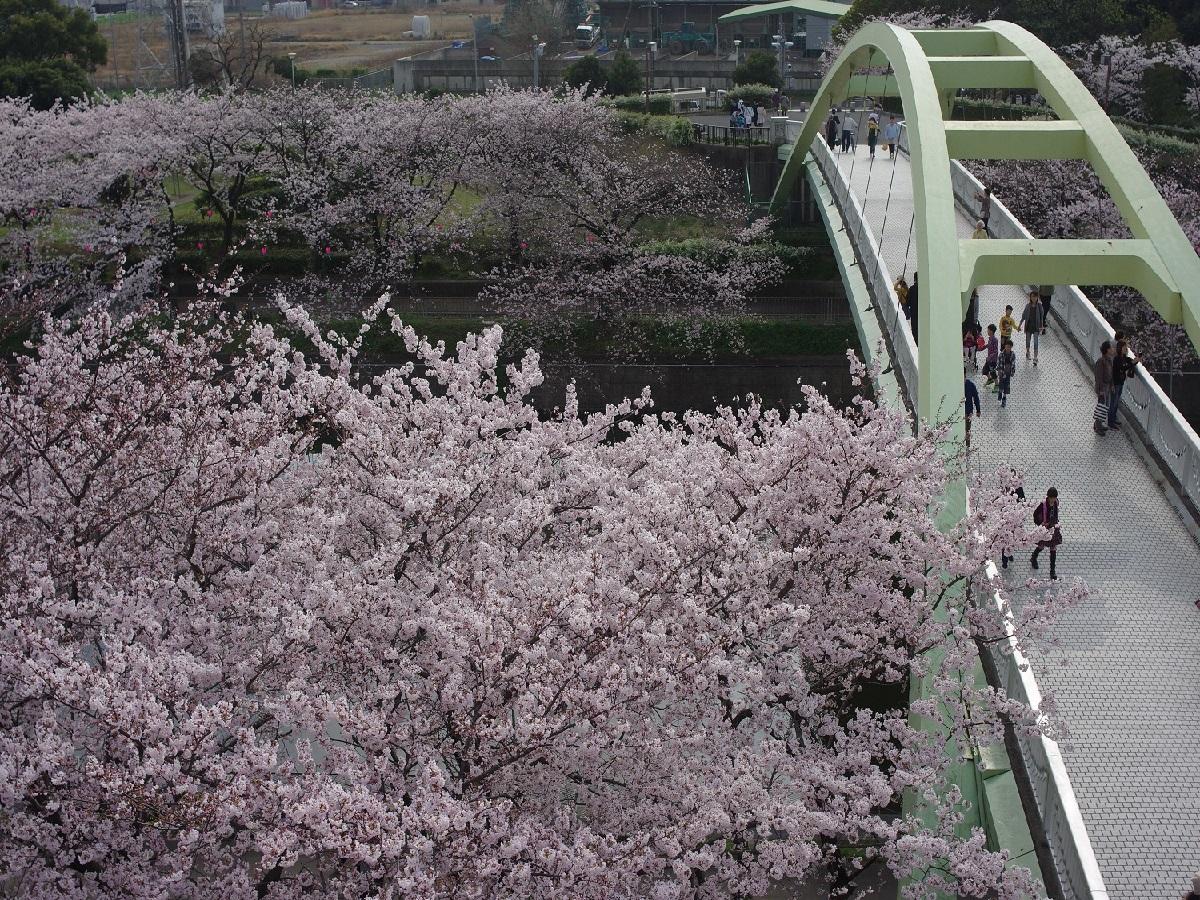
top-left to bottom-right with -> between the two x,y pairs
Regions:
0,292 -> 1077,899
1060,35 -> 1162,120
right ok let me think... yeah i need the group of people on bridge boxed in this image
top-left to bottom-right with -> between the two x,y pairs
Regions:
824,106 -> 903,159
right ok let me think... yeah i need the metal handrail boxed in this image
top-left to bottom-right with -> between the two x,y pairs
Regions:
691,123 -> 772,146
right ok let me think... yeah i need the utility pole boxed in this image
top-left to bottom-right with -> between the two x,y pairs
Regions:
471,16 -> 480,93
168,0 -> 191,89
288,51 -> 296,88
1102,52 -> 1112,111
644,41 -> 656,112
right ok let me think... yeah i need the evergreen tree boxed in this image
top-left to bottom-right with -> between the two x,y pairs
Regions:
605,50 -> 642,96
732,50 -> 780,88
0,0 -> 106,109
564,54 -> 606,95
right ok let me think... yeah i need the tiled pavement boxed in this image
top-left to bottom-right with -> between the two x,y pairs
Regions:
826,142 -> 1200,900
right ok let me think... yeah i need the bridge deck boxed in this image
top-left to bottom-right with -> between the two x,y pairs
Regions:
823,140 -> 1200,900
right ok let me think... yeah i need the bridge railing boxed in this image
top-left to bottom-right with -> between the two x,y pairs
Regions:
809,135 -> 920,409
948,160 -> 1200,517
807,136 -> 1109,900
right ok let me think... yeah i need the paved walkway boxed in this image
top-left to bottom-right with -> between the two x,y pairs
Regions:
826,143 -> 1200,900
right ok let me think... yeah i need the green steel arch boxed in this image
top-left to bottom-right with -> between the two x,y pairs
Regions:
771,19 -> 1200,444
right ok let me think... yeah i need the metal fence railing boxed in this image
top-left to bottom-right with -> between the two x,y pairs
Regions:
691,124 -> 772,146
308,67 -> 393,92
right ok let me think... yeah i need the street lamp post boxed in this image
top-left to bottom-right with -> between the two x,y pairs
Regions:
532,36 -> 546,90
733,39 -> 741,67
644,41 -> 657,113
288,51 -> 297,89
774,36 -> 793,87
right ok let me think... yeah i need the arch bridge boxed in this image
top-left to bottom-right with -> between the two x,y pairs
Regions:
770,20 -> 1200,900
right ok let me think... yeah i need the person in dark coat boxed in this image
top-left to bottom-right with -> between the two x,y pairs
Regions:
1001,481 -> 1026,569
1109,338 -> 1137,429
1093,340 -> 1114,435
825,110 -> 840,149
907,271 -> 919,344
1030,487 -> 1061,579
964,375 -> 980,449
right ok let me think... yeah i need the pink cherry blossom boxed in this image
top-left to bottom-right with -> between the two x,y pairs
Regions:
0,292 -> 1076,898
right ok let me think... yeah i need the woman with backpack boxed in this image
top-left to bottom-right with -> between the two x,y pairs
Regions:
1031,487 -> 1061,580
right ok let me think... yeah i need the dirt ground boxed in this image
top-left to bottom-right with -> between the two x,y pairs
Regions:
94,3 -> 505,89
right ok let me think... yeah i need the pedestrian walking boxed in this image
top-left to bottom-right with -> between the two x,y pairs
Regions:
1019,290 -> 1044,365
964,374 -> 981,449
963,327 -> 978,369
779,93 -> 790,116
866,114 -> 880,158
1093,339 -> 1114,434
908,271 -> 919,344
1109,338 -> 1137,429
1038,283 -> 1053,331
975,186 -> 992,233
894,275 -> 909,317
883,115 -> 901,157
1001,480 -> 1025,569
972,219 -> 988,240
997,338 -> 1016,407
825,109 -> 840,149
999,304 -> 1017,343
982,323 -> 999,386
841,115 -> 857,153
1030,487 -> 1061,580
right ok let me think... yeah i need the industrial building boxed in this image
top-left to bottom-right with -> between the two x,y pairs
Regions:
593,0 -> 848,54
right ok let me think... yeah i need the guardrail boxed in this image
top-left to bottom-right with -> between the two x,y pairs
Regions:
948,160 -> 1200,517
809,135 -> 919,411
808,133 -> 1109,900
978,562 -> 1111,900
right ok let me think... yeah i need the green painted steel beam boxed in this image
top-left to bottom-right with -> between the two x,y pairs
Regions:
927,56 -> 1036,90
961,238 -> 1181,320
909,27 -> 997,57
943,120 -> 1087,160
982,20 -> 1200,351
770,23 -> 966,461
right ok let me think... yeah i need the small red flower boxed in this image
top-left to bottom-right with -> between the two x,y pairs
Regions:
197,242 -> 204,250
585,233 -> 595,242
83,244 -> 92,253
519,241 -> 528,250
266,210 -> 273,218
260,246 -> 268,255
324,246 -> 332,254
205,209 -> 213,218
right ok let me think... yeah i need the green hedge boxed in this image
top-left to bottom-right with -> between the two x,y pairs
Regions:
950,97 -> 1056,121
614,112 -> 693,147
725,83 -> 775,107
640,237 -> 812,272
607,95 -> 672,115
